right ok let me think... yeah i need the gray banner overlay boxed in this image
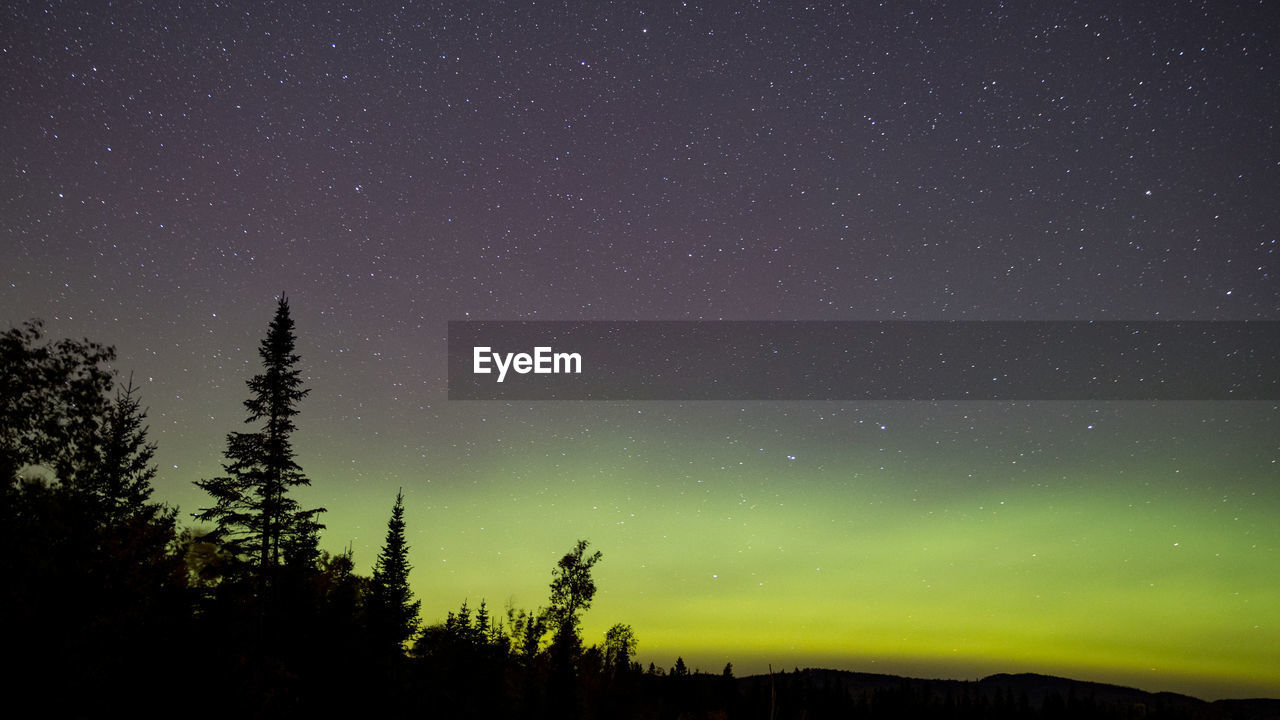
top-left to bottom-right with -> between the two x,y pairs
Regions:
447,321 -> 1279,400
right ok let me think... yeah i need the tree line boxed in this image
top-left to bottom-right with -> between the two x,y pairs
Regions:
1,298 -> 736,719
13,297 -> 1227,719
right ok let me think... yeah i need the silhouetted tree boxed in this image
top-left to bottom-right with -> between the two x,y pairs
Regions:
1,321 -> 191,715
547,538 -> 603,655
506,603 -> 548,665
369,489 -> 420,653
1,321 -> 172,531
194,296 -> 325,581
0,319 -> 175,543
603,623 -> 638,677
409,598 -> 518,718
1,319 -> 113,504
85,375 -> 170,527
543,539 -> 602,718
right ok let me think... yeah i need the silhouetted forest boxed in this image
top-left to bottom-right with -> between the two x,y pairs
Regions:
4,301 -> 1277,719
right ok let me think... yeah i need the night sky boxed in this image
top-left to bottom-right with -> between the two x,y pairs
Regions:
3,0 -> 1278,700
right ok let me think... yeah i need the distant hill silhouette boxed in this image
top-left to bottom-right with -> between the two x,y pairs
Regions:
736,669 -> 1280,720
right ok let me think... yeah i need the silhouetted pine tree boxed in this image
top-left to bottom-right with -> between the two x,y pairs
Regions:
194,296 -> 325,581
85,375 -> 170,526
369,488 -> 420,652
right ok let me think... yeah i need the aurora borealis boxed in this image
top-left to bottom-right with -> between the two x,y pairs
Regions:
2,0 -> 1277,701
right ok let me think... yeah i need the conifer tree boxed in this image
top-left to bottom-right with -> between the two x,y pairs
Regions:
671,657 -> 689,677
369,489 -> 420,651
87,375 -> 164,526
194,296 -> 324,578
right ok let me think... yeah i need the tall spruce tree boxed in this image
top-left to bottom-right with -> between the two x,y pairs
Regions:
369,489 -> 420,652
194,296 -> 324,579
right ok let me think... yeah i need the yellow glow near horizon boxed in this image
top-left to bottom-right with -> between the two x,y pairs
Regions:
169,403 -> 1279,701
288,436 -> 1279,701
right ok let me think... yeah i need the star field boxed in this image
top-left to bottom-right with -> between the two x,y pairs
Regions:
2,0 -> 1277,699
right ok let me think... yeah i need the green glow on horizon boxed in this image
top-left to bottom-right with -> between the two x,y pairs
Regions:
167,402 -> 1279,700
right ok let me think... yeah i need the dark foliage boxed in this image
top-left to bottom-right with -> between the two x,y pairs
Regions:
4,312 -> 1275,719
2,319 -> 188,715
1,319 -> 114,500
